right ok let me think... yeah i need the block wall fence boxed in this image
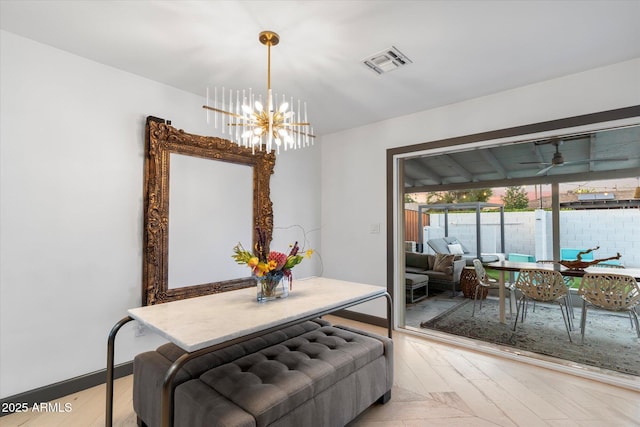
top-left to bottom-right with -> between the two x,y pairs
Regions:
422,209 -> 639,268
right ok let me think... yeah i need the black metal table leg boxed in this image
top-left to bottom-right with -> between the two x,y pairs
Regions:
106,316 -> 134,427
384,292 -> 393,339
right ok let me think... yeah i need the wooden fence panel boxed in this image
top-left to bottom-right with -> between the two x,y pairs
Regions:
405,210 -> 429,242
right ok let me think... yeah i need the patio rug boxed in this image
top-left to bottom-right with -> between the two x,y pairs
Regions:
420,299 -> 640,376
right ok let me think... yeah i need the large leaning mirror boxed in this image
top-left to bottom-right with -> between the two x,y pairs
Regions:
143,117 -> 275,305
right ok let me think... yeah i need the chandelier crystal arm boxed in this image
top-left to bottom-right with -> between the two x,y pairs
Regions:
289,128 -> 316,138
202,105 -> 244,118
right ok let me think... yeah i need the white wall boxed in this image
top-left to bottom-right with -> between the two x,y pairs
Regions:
560,210 -> 640,267
270,141 -> 322,279
320,57 -> 640,317
0,31 -> 321,398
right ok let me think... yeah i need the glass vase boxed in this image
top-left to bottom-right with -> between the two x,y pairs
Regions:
255,271 -> 289,302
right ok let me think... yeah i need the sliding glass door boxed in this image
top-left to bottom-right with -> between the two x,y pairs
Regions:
389,113 -> 640,378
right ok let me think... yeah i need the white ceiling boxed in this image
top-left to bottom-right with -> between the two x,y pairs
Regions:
1,0 -> 639,136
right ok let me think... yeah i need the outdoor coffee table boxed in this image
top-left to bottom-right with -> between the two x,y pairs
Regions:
405,273 -> 428,303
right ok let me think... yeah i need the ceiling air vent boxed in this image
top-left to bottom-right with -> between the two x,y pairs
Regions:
363,46 -> 412,74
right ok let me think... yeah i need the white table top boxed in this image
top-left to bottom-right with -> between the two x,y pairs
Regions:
487,260 -> 640,280
128,276 -> 386,352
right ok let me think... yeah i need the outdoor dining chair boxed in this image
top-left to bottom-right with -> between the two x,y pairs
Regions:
578,272 -> 640,344
513,268 -> 573,342
471,259 -> 515,318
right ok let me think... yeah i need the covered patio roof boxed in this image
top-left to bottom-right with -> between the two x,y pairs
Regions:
404,124 -> 640,193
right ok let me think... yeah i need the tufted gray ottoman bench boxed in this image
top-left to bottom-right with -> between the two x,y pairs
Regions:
133,318 -> 393,427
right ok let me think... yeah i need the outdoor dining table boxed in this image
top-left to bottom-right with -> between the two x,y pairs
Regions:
485,260 -> 640,324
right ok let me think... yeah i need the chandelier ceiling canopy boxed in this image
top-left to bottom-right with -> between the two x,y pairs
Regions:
203,30 -> 314,154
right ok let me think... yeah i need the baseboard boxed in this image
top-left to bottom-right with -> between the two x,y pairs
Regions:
332,309 -> 388,328
0,362 -> 133,417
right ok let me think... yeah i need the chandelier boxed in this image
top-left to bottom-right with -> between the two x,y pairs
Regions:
203,31 -> 315,154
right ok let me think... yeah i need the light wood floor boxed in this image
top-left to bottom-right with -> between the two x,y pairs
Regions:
2,316 -> 639,427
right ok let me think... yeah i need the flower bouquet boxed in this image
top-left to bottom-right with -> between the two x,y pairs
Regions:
232,228 -> 313,302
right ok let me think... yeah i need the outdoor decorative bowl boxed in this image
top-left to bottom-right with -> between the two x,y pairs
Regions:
540,246 -> 622,270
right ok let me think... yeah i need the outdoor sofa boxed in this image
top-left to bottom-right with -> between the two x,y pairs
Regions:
427,236 -> 504,266
405,251 -> 465,295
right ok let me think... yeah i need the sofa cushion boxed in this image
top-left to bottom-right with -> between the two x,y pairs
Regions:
406,266 -> 426,275
427,238 -> 450,254
405,252 -> 431,270
447,243 -> 464,255
425,270 -> 453,282
433,253 -> 455,274
405,273 -> 429,286
443,236 -> 468,251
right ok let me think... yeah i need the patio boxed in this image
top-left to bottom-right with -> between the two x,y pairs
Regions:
405,289 -> 640,377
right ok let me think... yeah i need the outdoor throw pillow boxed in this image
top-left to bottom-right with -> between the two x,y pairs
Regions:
447,243 -> 464,255
433,253 -> 455,274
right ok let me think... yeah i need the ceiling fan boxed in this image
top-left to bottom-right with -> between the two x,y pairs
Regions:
520,139 -> 629,176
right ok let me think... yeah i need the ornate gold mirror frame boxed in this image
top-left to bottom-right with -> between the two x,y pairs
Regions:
143,117 -> 275,305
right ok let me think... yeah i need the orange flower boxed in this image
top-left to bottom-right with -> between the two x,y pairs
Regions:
255,262 -> 270,277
